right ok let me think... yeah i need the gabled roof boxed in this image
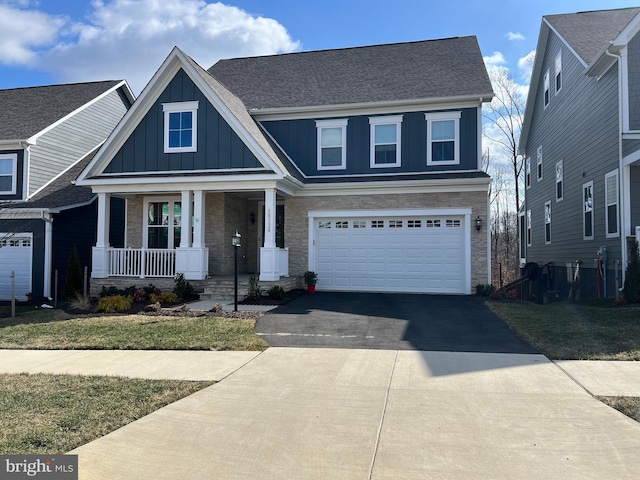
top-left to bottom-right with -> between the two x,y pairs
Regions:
208,36 -> 494,112
0,81 -> 134,142
9,148 -> 99,211
520,7 -> 640,153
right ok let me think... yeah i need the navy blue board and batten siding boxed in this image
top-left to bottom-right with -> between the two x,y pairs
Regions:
104,69 -> 262,174
523,28 -> 621,296
0,149 -> 24,201
261,108 -> 478,177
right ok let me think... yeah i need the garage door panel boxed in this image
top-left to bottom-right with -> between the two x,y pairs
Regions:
0,233 -> 33,301
314,215 -> 467,294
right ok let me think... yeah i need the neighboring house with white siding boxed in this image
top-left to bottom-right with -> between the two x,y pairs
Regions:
0,81 -> 134,301
520,7 -> 640,299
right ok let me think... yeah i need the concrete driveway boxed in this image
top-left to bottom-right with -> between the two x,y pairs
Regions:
256,292 -> 537,353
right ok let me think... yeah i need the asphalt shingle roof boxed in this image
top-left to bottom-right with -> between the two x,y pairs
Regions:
0,80 -> 122,140
545,7 -> 640,65
208,36 -> 493,110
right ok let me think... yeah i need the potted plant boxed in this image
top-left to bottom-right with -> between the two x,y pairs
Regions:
303,271 -> 318,294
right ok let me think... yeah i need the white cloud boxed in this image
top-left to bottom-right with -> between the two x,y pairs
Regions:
506,32 -> 525,42
1,0 -> 300,93
0,4 -> 65,64
483,51 -> 506,68
518,50 -> 536,80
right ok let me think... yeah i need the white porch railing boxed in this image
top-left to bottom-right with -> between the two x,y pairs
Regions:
108,248 -> 176,278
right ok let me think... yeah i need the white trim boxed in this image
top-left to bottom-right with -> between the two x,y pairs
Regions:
605,169 -> 620,238
583,181 -> 594,241
425,111 -> 461,166
316,119 -> 348,170
369,115 -> 403,168
518,211 -> 526,264
143,195 -> 181,249
163,101 -> 199,153
0,153 -> 18,195
544,200 -> 551,245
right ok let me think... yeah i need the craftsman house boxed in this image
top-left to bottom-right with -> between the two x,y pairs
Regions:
78,37 -> 494,295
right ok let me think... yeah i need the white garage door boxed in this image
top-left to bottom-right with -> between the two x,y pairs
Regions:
0,233 -> 33,300
313,215 -> 468,294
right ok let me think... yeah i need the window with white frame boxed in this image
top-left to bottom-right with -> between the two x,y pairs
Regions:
526,210 -> 532,246
555,52 -> 562,93
526,157 -> 531,188
163,101 -> 198,153
425,111 -> 460,165
544,201 -> 551,244
145,199 -> 183,249
583,181 -> 594,240
369,115 -> 402,167
605,170 -> 619,237
556,160 -> 563,201
543,70 -> 550,107
0,154 -> 17,195
518,212 -> 526,262
316,119 -> 347,170
537,146 -> 543,180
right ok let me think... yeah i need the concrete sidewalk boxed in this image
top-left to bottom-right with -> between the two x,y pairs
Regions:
0,349 -> 260,381
65,348 -> 640,479
555,360 -> 640,397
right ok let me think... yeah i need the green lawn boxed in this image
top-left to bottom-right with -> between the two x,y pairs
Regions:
0,307 -> 269,351
487,300 -> 640,360
0,373 -> 212,454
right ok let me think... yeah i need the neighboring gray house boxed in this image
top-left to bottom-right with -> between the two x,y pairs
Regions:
78,37 -> 494,296
519,7 -> 640,298
0,81 -> 134,300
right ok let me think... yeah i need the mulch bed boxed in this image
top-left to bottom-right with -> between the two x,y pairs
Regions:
238,289 -> 306,306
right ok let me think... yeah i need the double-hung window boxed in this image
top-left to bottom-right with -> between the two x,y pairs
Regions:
543,70 -> 550,107
605,170 -> 619,238
163,101 -> 198,153
555,52 -> 562,93
556,160 -> 563,201
583,181 -> 594,240
145,198 -> 183,249
425,111 -> 460,165
537,146 -> 543,181
316,119 -> 347,170
0,154 -> 17,195
544,201 -> 551,244
369,115 -> 402,167
526,210 -> 532,246
526,157 -> 531,188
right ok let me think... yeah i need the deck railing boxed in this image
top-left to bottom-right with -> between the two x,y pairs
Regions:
108,248 -> 176,278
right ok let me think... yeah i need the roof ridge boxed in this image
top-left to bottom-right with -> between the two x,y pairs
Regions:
0,80 -> 122,93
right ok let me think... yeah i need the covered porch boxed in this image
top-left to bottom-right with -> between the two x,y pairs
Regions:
91,187 -> 289,283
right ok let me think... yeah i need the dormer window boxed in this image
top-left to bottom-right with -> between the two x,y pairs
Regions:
425,111 -> 460,166
369,115 -> 402,168
0,154 -> 17,195
163,101 -> 198,153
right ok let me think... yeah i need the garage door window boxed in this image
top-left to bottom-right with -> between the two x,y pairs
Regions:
446,219 -> 461,227
371,220 -> 384,228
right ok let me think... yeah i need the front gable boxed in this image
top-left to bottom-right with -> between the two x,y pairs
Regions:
104,69 -> 263,174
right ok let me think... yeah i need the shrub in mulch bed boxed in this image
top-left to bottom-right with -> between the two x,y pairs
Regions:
239,288 -> 306,306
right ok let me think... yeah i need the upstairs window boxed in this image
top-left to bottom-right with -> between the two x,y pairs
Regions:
583,181 -> 594,240
556,160 -> 564,201
0,154 -> 17,195
555,52 -> 562,93
544,201 -> 551,244
605,170 -> 619,238
537,146 -> 543,181
316,119 -> 347,170
163,101 -> 199,153
526,157 -> 531,188
369,115 -> 402,167
526,210 -> 532,246
425,111 -> 460,166
543,70 -> 550,108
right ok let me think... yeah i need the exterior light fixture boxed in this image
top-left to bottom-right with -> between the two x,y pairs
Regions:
475,216 -> 482,232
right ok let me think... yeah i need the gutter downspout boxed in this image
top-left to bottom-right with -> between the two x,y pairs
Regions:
41,212 -> 53,299
605,48 -> 627,287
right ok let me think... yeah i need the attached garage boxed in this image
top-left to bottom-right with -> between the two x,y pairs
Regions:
0,233 -> 33,300
309,210 -> 471,294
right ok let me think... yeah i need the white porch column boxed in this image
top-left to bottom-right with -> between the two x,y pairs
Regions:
176,189 -> 208,280
92,193 -> 111,278
180,190 -> 192,248
260,188 -> 280,281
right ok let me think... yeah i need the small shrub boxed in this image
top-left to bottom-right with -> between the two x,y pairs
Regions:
63,245 -> 83,302
506,289 -> 519,300
475,284 -> 495,297
303,271 -> 318,285
614,297 -> 627,306
149,292 -> 178,305
96,295 -> 132,313
132,288 -> 146,303
99,285 -> 136,298
69,293 -> 92,312
248,275 -> 261,299
174,273 -> 197,300
143,284 -> 160,296
268,285 -> 285,300
490,289 -> 503,300
623,241 -> 640,304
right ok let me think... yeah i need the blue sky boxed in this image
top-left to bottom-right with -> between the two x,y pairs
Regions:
0,0 -> 639,94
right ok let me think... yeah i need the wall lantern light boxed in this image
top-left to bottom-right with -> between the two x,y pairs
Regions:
475,216 -> 482,232
232,230 -> 242,247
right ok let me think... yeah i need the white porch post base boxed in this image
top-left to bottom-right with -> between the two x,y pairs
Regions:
260,247 -> 288,281
176,247 -> 209,280
92,247 -> 110,278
